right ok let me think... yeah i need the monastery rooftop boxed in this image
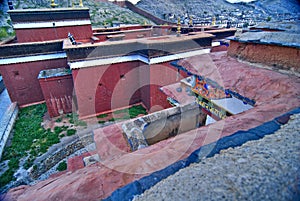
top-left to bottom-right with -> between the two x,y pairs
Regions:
228,31 -> 300,48
63,32 -> 215,49
63,32 -> 215,63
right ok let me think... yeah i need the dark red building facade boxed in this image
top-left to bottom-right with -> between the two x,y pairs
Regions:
0,8 -> 92,111
38,68 -> 74,117
65,32 -> 213,118
0,41 -> 68,106
8,8 -> 93,43
0,7 -> 235,118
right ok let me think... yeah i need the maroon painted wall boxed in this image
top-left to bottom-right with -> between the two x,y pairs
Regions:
72,61 -> 142,118
94,29 -> 152,42
148,62 -> 188,112
0,58 -> 67,106
16,25 -> 93,43
228,40 -> 300,73
39,75 -> 74,117
72,60 -> 190,118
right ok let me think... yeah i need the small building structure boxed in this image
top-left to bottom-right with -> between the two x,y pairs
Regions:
0,41 -> 67,106
38,68 -> 74,117
228,29 -> 300,73
8,8 -> 93,43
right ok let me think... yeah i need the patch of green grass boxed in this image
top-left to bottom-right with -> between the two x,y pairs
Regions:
66,113 -> 73,118
66,129 -> 76,136
0,26 -> 15,41
23,157 -> 34,169
67,113 -> 87,127
75,120 -> 87,127
0,169 -> 15,187
55,117 -> 62,123
0,27 -> 8,40
0,104 -> 62,186
113,108 -> 128,115
56,161 -> 67,171
54,126 -> 63,135
67,113 -> 77,124
129,105 -> 147,118
97,113 -> 108,118
61,125 -> 69,131
96,105 -> 147,124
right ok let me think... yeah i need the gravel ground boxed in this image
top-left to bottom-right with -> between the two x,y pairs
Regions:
134,113 -> 300,201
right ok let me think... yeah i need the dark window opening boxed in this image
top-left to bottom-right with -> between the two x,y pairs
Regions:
13,71 -> 19,76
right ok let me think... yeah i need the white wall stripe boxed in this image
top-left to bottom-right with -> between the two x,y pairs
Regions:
69,49 -> 211,69
212,41 -> 221,47
149,49 -> 210,64
0,52 -> 67,65
13,20 -> 91,29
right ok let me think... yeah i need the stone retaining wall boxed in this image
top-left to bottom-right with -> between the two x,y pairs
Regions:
122,102 -> 206,151
29,134 -> 94,179
0,102 -> 18,160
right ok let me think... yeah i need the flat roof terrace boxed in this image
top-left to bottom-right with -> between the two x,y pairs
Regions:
63,32 -> 215,63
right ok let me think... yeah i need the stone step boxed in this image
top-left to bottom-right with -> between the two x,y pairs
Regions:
93,122 -> 131,162
67,152 -> 92,172
67,122 -> 130,171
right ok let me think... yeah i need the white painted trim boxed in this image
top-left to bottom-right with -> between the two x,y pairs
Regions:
211,97 -> 253,115
69,49 -> 211,69
212,41 -> 221,47
149,49 -> 210,64
69,55 -> 147,69
13,20 -> 91,29
0,52 -> 67,65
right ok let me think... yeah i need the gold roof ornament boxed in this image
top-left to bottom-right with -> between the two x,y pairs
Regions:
212,16 -> 216,26
189,16 -> 193,27
79,0 -> 83,7
177,17 -> 181,37
50,0 -> 58,8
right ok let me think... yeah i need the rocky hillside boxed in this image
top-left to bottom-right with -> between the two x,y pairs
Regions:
0,0 -> 14,41
136,0 -> 300,23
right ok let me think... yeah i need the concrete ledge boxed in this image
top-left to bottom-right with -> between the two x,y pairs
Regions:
104,107 -> 300,201
0,102 -> 18,160
122,102 -> 204,151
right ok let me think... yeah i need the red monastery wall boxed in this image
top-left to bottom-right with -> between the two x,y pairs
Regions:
149,62 -> 188,112
72,61 -> 142,118
39,74 -> 74,117
94,29 -> 153,42
15,25 -> 93,43
0,58 -> 67,106
72,60 -> 189,118
228,40 -> 300,73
